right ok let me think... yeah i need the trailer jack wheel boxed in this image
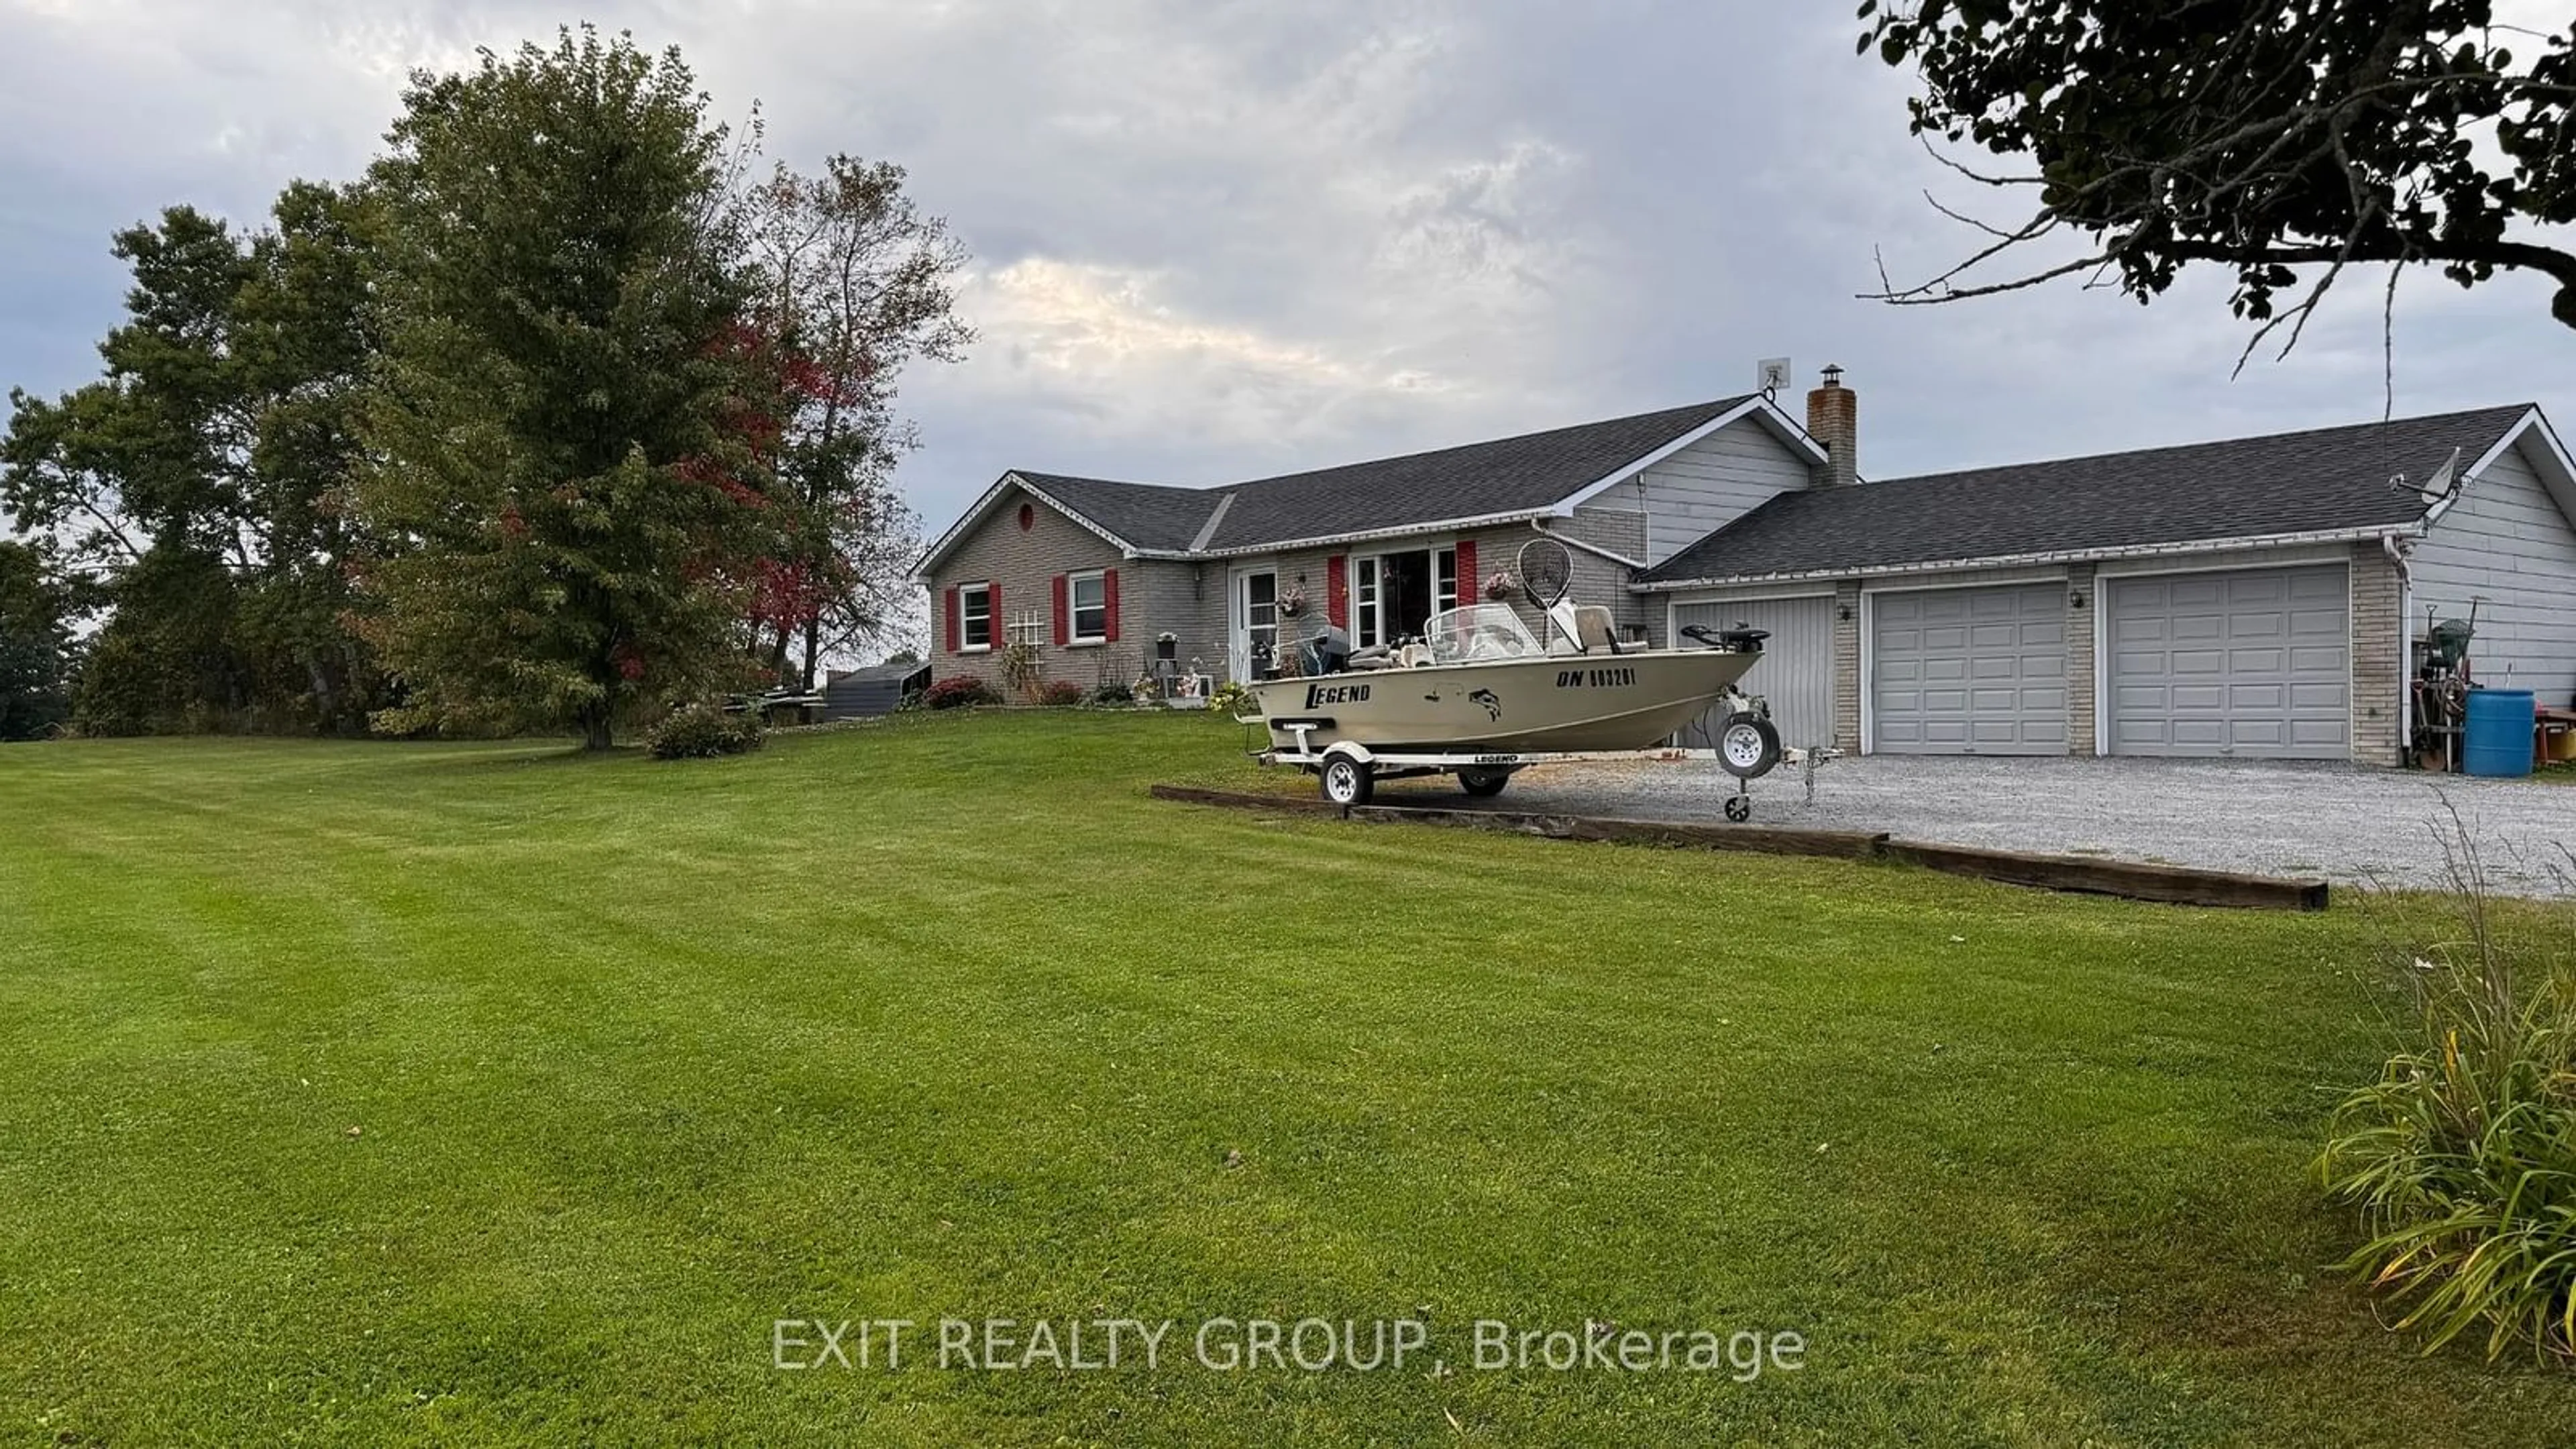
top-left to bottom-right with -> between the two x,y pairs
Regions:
1724,794 -> 1752,824
1321,755 -> 1375,806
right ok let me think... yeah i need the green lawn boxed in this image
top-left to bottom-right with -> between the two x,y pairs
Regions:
2,712 -> 2570,1445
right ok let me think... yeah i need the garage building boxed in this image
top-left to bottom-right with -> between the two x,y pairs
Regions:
1639,404 -> 2576,764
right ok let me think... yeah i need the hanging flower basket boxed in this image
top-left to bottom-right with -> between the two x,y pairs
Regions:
1276,586 -> 1308,619
1482,570 -> 1520,602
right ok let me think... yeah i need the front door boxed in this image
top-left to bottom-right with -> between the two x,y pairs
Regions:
1231,568 -> 1278,680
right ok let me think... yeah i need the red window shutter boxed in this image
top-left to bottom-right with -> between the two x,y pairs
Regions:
944,586 -> 960,653
1326,555 -> 1348,628
989,582 -> 1002,643
1454,539 -> 1477,602
1051,574 -> 1069,646
1103,568 -> 1120,642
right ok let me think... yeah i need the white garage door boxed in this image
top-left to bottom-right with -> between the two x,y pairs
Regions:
1872,583 -> 2068,754
2108,566 -> 2349,758
1672,595 -> 1834,750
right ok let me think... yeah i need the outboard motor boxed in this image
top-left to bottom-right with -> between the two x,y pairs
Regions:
1302,624 -> 1352,675
1679,622 -> 1770,653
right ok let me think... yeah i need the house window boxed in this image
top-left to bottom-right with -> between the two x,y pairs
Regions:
960,582 -> 994,651
1350,544 -> 1460,647
1069,570 -> 1108,643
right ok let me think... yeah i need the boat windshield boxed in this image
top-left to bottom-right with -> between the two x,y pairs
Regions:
1425,604 -> 1543,664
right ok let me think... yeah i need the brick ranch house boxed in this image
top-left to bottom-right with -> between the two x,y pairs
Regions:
914,371 -> 2576,764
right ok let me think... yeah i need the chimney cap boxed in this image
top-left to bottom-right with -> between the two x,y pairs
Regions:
1820,363 -> 1845,387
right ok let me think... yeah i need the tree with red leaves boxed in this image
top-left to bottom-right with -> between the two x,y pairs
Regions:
739,156 -> 971,690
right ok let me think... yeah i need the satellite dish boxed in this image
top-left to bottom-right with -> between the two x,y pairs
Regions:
1756,358 -> 1792,398
2393,446 -> 2462,503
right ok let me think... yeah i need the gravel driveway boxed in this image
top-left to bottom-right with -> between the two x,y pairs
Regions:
1400,755 -> 2576,897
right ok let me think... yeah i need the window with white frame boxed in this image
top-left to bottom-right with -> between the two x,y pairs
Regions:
960,582 -> 994,650
1069,570 -> 1108,643
1349,545 -> 1461,647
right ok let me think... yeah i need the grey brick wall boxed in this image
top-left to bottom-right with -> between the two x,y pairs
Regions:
1831,579 -> 1862,753
2350,540 -> 2403,765
1095,558 -> 1224,690
1560,506 -> 1652,641
925,485 -> 1124,695
2066,563 -> 2098,756
932,504 -> 1672,690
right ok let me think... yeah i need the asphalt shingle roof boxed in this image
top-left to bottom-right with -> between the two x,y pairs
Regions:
1639,404 -> 2535,584
1010,472 -> 1222,553
1201,396 -> 1757,551
1000,397 -> 1764,557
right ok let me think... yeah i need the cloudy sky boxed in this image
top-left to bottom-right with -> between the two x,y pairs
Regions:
3,0 -> 2569,541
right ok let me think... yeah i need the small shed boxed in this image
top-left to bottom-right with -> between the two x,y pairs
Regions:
822,661 -> 932,720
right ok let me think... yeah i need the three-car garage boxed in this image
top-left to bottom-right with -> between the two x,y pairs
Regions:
1642,402 -> 2571,767
1669,560 -> 2362,762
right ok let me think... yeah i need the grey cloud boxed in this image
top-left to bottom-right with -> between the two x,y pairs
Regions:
1,0 -> 2567,543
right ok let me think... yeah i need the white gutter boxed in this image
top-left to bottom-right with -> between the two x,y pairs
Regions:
1191,507 -> 1560,559
2385,533 -> 2414,752
1629,521 -> 2425,593
1530,517 -> 1644,569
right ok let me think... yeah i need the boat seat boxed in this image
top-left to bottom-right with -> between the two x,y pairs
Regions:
1545,602 -> 1625,654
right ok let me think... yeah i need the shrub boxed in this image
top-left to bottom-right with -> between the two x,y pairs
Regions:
1038,680 -> 1085,706
922,676 -> 1000,710
2317,833 -> 2576,1361
1087,682 -> 1134,706
645,702 -> 766,759
1208,679 -> 1258,716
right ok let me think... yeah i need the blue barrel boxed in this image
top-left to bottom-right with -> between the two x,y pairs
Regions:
2463,688 -> 2536,777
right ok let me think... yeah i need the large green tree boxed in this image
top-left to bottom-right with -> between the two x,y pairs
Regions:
354,27 -> 790,747
1863,1 -> 2576,351
0,539 -> 71,741
1,184 -> 383,733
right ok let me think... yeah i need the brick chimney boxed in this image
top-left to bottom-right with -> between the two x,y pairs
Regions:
1805,364 -> 1858,488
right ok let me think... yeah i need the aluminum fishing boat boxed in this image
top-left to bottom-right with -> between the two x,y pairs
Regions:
1245,603 -> 1780,805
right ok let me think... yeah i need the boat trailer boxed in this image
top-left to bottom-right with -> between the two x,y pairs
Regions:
1252,719 -> 1824,822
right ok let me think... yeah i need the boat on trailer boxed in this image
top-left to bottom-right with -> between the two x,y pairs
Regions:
1244,600 -> 1787,812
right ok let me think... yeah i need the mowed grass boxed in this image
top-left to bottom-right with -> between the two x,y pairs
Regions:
2,712 -> 2571,1446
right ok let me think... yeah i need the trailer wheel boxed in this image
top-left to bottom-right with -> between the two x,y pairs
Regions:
1458,767 -> 1511,798
1320,755 -> 1375,806
1717,713 -> 1782,780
